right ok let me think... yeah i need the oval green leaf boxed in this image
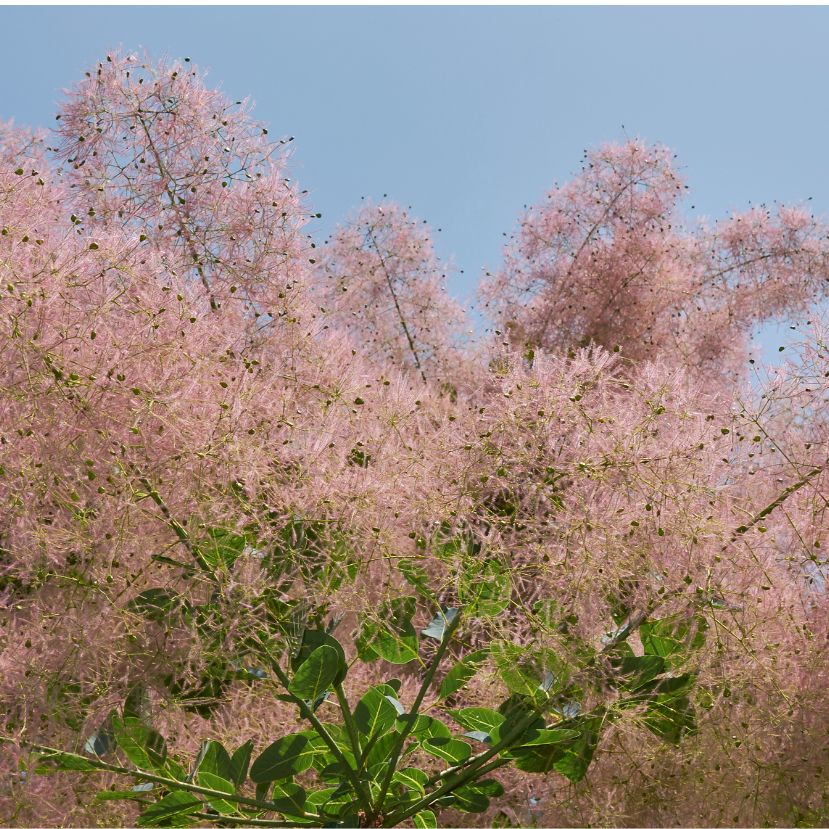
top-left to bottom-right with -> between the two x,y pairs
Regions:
249,733 -> 316,783
288,644 -> 340,700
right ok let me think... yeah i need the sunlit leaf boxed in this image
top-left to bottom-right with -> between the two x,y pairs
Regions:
357,597 -> 419,664
355,684 -> 398,737
288,644 -> 340,700
413,809 -> 437,828
448,706 -> 504,735
438,649 -> 488,700
421,607 -> 459,642
392,767 -> 428,795
421,737 -> 471,764
111,717 -> 167,770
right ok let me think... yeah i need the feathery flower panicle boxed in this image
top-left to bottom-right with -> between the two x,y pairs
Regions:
318,201 -> 468,386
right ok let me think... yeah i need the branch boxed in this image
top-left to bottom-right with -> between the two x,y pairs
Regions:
127,462 -> 215,578
365,226 -> 428,383
374,609 -> 463,819
1,737 -> 316,824
262,652 -> 374,815
731,462 -> 827,538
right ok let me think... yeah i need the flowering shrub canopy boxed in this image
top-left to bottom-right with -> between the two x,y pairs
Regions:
1,52 -> 828,828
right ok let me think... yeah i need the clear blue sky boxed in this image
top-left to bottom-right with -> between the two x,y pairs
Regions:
1,6 -> 827,352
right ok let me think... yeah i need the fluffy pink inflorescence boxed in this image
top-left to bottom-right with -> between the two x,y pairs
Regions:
318,201 -> 468,385
56,51 -> 311,321
1,56 -> 828,828
481,140 -> 829,384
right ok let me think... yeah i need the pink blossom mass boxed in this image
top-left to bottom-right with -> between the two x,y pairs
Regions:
1,52 -> 828,828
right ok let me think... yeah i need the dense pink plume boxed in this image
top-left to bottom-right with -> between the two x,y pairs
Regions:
55,52 -> 311,321
318,201 -> 468,385
481,140 -> 829,384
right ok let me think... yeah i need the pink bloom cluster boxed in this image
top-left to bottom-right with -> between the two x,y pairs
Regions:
1,53 -> 827,827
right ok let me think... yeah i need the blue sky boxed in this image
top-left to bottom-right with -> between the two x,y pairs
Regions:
1,6 -> 827,352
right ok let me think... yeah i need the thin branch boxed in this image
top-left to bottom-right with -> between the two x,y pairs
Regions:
731,462 -> 827,538
2,737 -> 316,824
127,462 -> 215,577
374,609 -> 463,819
365,226 -> 428,383
262,652 -> 374,815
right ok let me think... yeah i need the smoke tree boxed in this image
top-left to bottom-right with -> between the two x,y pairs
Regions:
0,52 -> 828,828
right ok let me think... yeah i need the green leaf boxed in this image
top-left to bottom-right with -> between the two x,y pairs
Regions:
640,614 -> 707,667
164,760 -> 188,783
620,671 -> 696,708
136,791 -> 201,826
384,789 -> 421,813
467,779 -> 503,796
492,642 -> 565,697
421,737 -> 471,764
195,739 -> 234,784
644,692 -> 696,744
292,628 -> 348,684
421,607 -> 459,642
123,685 -> 151,723
550,712 -> 604,782
319,759 -> 358,782
270,782 -> 307,816
250,732 -> 317,783
267,517 -> 357,592
363,731 -> 399,773
150,554 -> 199,574
397,559 -> 433,600
126,588 -> 183,623
413,810 -> 437,828
438,649 -> 488,700
355,684 -> 398,737
604,639 -> 635,660
111,717 -> 167,770
607,578 -> 639,625
623,654 -> 667,687
197,771 -> 236,814
458,559 -> 511,616
306,724 -> 354,769
521,728 -> 580,746
496,695 -> 546,742
357,597 -> 419,664
450,778 -> 504,813
396,713 -> 452,741
197,770 -> 234,793
492,642 -> 536,695
36,751 -> 97,773
288,644 -> 340,700
392,767 -> 428,795
230,740 -> 253,787
95,787 -> 154,801
512,743 -> 564,774
430,525 -> 481,559
448,706 -> 505,735
305,786 -> 338,809
199,526 -> 248,571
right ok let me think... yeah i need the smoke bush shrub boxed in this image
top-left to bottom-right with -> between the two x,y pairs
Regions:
1,52 -> 828,828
